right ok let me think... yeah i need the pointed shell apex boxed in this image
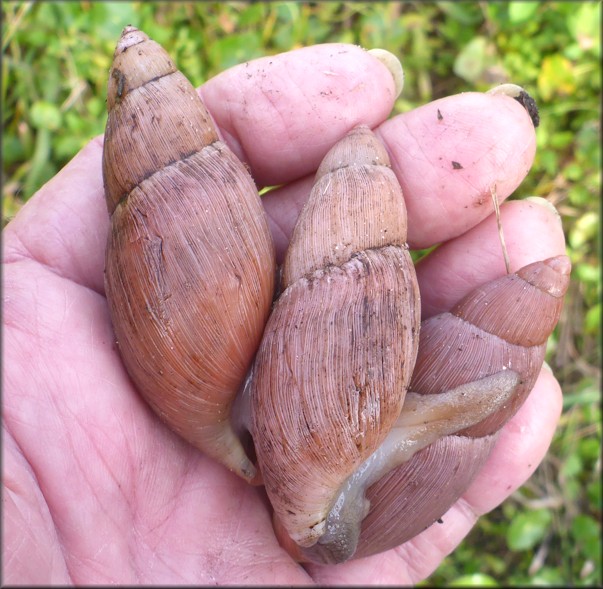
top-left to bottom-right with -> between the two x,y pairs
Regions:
116,26 -> 149,54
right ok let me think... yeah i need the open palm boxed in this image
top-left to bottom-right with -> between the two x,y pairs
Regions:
3,44 -> 566,585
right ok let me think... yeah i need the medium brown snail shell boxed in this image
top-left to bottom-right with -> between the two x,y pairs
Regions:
250,126 -> 421,562
103,26 -> 275,482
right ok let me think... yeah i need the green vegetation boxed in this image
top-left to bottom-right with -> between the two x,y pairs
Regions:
2,2 -> 600,586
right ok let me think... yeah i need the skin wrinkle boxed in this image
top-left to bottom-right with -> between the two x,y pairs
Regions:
392,541 -> 434,585
4,207 -> 108,299
265,62 -> 339,174
395,495 -> 480,586
434,125 -> 490,212
134,503 -> 194,585
2,223 -> 38,266
134,456 -> 188,538
201,74 -> 308,186
8,329 -> 136,583
418,260 -> 470,318
196,85 -> 249,167
58,403 -> 130,545
147,550 -> 187,583
7,494 -> 66,583
3,423 -> 74,584
258,82 -> 298,164
266,204 -> 293,255
60,198 -> 104,284
130,451 -> 234,583
463,138 -> 522,202
212,488 -> 266,581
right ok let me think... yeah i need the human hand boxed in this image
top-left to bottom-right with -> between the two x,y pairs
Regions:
3,44 -> 566,585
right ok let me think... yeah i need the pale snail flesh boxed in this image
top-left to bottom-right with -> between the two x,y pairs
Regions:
102,27 -> 571,566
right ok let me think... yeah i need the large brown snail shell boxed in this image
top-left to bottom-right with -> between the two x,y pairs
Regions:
102,26 -> 275,482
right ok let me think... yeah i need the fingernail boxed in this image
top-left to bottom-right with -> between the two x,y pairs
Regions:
367,48 -> 404,99
525,196 -> 563,227
487,83 -> 540,128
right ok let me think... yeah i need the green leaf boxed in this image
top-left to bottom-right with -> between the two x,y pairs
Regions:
571,514 -> 601,562
506,509 -> 552,551
567,2 -> 601,57
449,573 -> 499,586
537,54 -> 577,101
508,1 -> 540,23
569,211 -> 599,249
584,303 -> 601,335
453,36 -> 489,82
562,386 -> 601,410
30,100 -> 62,131
207,31 -> 263,71
528,566 -> 567,585
437,2 -> 483,25
560,452 -> 583,480
587,479 -> 601,510
578,436 -> 601,464
2,134 -> 26,166
574,262 -> 599,285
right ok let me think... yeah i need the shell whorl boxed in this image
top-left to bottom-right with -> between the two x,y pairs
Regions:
103,26 -> 218,214
282,126 -> 409,287
410,255 -> 570,437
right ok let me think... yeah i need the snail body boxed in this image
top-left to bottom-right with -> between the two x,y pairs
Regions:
103,27 -> 275,482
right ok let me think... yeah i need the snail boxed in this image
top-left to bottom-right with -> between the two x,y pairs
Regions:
249,125 -> 571,564
351,254 -> 571,561
102,26 -> 275,483
102,27 -> 570,565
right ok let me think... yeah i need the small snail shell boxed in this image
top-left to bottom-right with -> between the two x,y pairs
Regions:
103,27 -> 275,482
353,255 -> 571,559
250,126 -> 421,561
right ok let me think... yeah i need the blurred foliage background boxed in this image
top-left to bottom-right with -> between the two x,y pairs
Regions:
2,1 -> 600,586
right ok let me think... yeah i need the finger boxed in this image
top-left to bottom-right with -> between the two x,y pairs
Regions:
2,45 -> 398,294
263,89 -> 537,261
2,137 -> 108,294
462,367 -> 562,513
378,90 -> 537,248
200,44 -> 399,186
415,198 -> 566,318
